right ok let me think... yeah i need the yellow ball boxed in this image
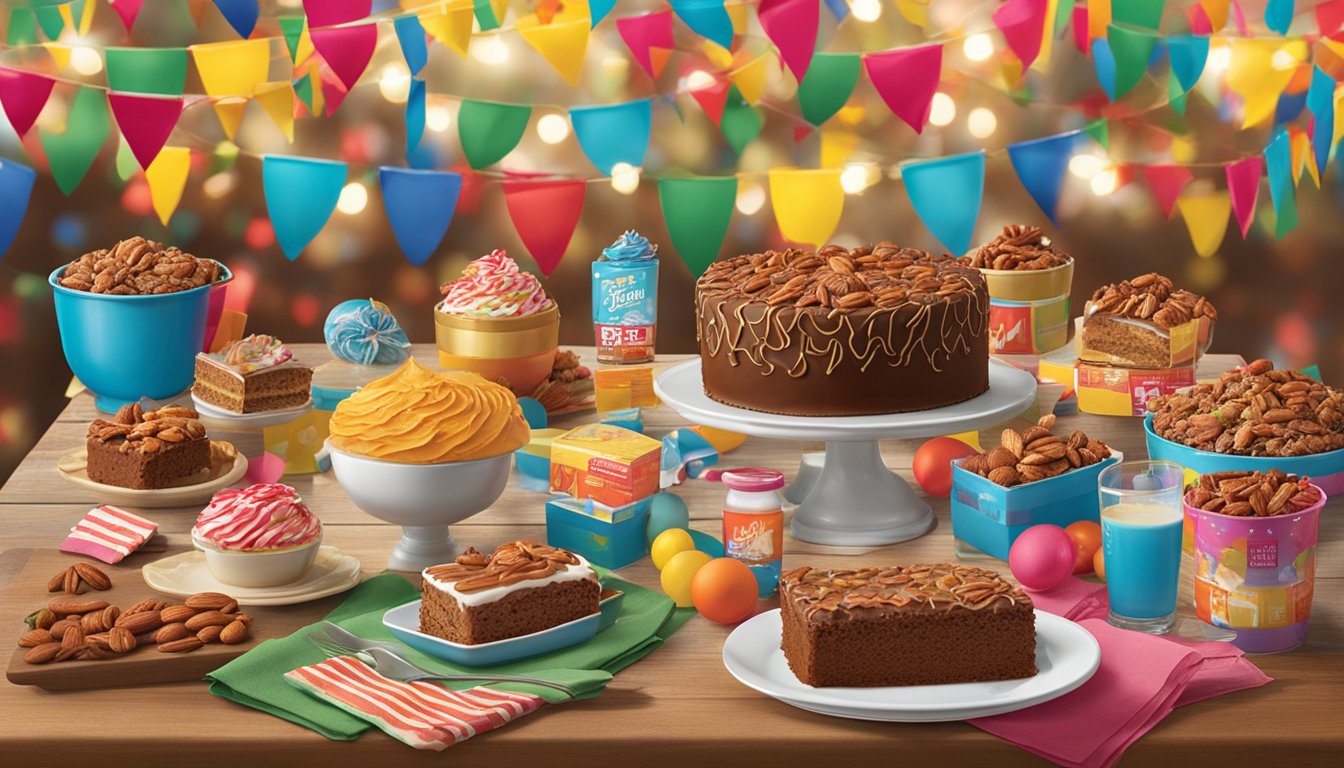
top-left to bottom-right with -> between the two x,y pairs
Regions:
660,550 -> 712,607
651,528 -> 695,570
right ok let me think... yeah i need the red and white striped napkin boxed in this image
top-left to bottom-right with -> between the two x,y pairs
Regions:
59,505 -> 158,563
284,656 -> 544,750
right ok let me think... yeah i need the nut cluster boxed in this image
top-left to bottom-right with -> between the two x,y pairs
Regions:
47,563 -> 111,595
88,404 -> 207,455
960,414 -> 1113,487
963,225 -> 1071,271
783,563 -> 1026,619
57,237 -> 221,295
1148,359 -> 1344,456
530,349 -> 593,412
1187,470 -> 1322,517
1085,273 -> 1217,329
426,540 -> 583,594
697,243 -> 984,312
20,589 -> 252,665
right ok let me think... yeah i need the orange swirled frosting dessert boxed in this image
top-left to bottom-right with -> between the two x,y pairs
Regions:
327,359 -> 530,463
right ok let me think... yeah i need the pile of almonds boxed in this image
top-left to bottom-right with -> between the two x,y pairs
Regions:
1084,273 -> 1217,330
963,225 -> 1071,271
20,566 -> 252,665
57,236 -> 220,295
960,414 -> 1114,487
47,563 -> 111,595
1148,359 -> 1344,456
1187,470 -> 1322,517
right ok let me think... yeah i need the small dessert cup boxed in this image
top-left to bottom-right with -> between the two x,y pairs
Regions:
434,303 -> 559,396
192,528 -> 321,588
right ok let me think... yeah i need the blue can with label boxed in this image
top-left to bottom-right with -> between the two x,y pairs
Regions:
593,230 -> 658,364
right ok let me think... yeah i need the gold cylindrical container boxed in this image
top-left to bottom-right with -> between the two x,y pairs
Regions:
434,303 -> 559,395
978,259 -> 1075,302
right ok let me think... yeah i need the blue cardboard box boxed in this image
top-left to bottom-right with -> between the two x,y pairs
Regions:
545,496 -> 651,569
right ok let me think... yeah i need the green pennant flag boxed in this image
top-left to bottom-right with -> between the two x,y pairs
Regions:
114,139 -> 140,181
658,176 -> 737,277
457,99 -> 531,168
34,5 -> 65,40
1084,118 -> 1109,150
475,0 -> 503,31
721,86 -> 761,155
1108,24 -> 1158,98
1110,0 -> 1164,31
209,141 -> 240,176
105,47 -> 189,96
279,17 -> 306,63
797,53 -> 860,126
1168,74 -> 1187,115
1054,0 -> 1076,37
1275,186 -> 1298,239
40,87 -> 110,195
294,75 -> 315,113
7,7 -> 38,45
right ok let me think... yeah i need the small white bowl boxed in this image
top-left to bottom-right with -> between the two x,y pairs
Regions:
191,529 -> 322,588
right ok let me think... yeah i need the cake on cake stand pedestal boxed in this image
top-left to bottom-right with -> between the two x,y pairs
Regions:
654,359 -> 1037,547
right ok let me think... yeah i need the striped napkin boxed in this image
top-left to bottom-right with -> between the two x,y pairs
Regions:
59,505 -> 158,563
285,656 -> 543,750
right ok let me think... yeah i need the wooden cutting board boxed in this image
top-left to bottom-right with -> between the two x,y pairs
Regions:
5,549 -> 351,690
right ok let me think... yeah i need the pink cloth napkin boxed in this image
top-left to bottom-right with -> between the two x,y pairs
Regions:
1024,577 -> 1109,621
971,615 -> 1272,768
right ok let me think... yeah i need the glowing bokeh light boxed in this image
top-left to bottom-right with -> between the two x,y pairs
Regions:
70,47 -> 103,75
537,113 -> 571,144
292,294 -> 320,327
426,105 -> 452,132
203,172 -> 237,198
337,182 -> 368,215
121,180 -> 153,217
471,35 -> 510,65
851,0 -> 882,23
735,182 -> 766,215
963,34 -> 994,62
244,218 -> 275,250
840,163 -> 874,194
611,162 -> 641,194
686,70 -> 716,91
1090,166 -> 1118,196
929,93 -> 956,127
1069,153 -> 1105,179
967,107 -> 997,138
378,64 -> 412,103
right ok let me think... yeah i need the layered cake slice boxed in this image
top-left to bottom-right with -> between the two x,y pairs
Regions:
86,404 -> 212,490
780,563 -> 1036,687
194,334 -> 312,414
420,541 -> 600,645
1081,273 -> 1217,368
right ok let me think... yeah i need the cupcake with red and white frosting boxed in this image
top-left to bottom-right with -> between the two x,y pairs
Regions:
192,483 -> 323,587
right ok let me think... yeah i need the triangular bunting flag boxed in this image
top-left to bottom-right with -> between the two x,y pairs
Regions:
192,39 -> 271,97
1084,118 -> 1110,149
863,44 -> 943,133
1224,157 -> 1263,238
213,0 -> 259,38
1107,24 -> 1158,98
278,17 -> 307,63
670,0 -> 733,49
380,167 -> 462,265
114,139 -> 140,181
758,0 -> 818,83
820,127 -> 858,168
303,0 -> 370,27
1307,67 -> 1335,176
1142,164 -> 1194,218
421,5 -> 474,56
1006,132 -> 1077,224
517,15 -> 590,84
108,93 -> 184,170
1167,35 -> 1209,94
213,99 -> 248,140
1288,129 -> 1312,185
321,72 -> 349,116
658,176 -> 736,276
571,99 -> 653,173
1201,0 -> 1230,30
767,168 -> 844,247
1177,191 -> 1231,257
105,47 -> 189,96
42,43 -> 72,70
720,86 -> 762,154
993,0 -> 1049,73
1264,127 -> 1295,237
590,0 -> 618,27
1089,0 -> 1112,39
895,0 -> 929,27
1072,5 -> 1089,53
474,0 -> 508,31
1227,39 -> 1299,128
7,8 -> 37,46
255,82 -> 295,142
144,147 -> 191,225
732,54 -> 771,106
0,159 -> 35,258
457,99 -> 531,168
262,155 -> 347,260
1265,0 -> 1293,35
0,67 -> 55,136
903,152 -> 986,254
618,11 -> 675,78
797,53 -> 860,126
310,24 -> 378,91
109,0 -> 144,31
689,79 -> 731,126
34,5 -> 65,40
394,15 -> 428,75
1092,38 -> 1117,100
1111,0 -> 1164,29
407,78 -> 426,154
39,87 -> 110,195
1317,0 -> 1344,34
501,179 -> 587,276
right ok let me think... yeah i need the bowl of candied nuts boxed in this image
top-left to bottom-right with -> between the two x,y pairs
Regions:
48,237 -> 231,412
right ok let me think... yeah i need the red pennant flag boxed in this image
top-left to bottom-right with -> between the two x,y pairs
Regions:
108,93 -> 184,169
1142,164 -> 1194,218
759,0 -> 819,82
0,67 -> 55,136
304,0 -> 371,28
109,0 -> 144,31
1231,0 -> 1249,36
453,164 -> 487,214
1225,156 -> 1263,238
322,72 -> 349,115
993,0 -> 1048,72
1188,4 -> 1214,34
863,44 -> 943,133
793,123 -> 813,142
617,11 -> 674,78
502,179 -> 586,276
311,24 -> 378,91
1072,6 -> 1090,54
1318,0 -> 1344,35
690,79 -> 731,126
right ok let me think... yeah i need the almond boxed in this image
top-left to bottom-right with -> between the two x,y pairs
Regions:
219,620 -> 248,645
73,563 -> 111,591
1000,429 -> 1025,459
23,642 -> 62,664
115,610 -> 163,635
54,645 -> 82,662
18,629 -> 52,648
61,626 -> 85,650
987,466 -> 1021,487
184,610 -> 234,631
107,627 -> 137,653
986,446 -> 1017,470
1036,413 -> 1057,430
185,592 -> 233,611
155,623 -> 190,644
48,619 -> 79,640
1021,426 -> 1052,445
47,567 -> 73,593
197,625 -> 224,644
63,567 -> 82,595
48,598 -> 108,615
158,637 -> 204,654
220,599 -> 239,614
86,632 -> 111,648
159,605 -> 197,624
79,643 -> 114,660
124,598 -> 167,615
231,613 -> 253,625
100,605 -> 120,628
80,613 -> 107,634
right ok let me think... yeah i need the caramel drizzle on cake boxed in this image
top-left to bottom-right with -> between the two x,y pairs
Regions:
424,541 -> 583,594
696,244 -> 987,377
782,563 -> 1028,620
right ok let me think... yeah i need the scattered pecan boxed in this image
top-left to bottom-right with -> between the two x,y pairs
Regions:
87,405 -> 208,455
962,224 -> 1071,271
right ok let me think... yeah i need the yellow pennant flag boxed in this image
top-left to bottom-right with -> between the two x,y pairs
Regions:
255,81 -> 296,142
1088,0 -> 1111,41
895,0 -> 930,27
213,99 -> 248,141
1290,129 -> 1319,188
307,68 -> 324,116
42,43 -> 71,69
1177,191 -> 1231,257
819,128 -> 858,169
145,147 -> 191,226
702,40 -> 734,69
1334,92 -> 1344,146
517,14 -> 590,85
1226,40 -> 1300,129
768,168 -> 845,247
732,54 -> 771,105
193,40 -> 272,97
1200,0 -> 1229,31
421,3 -> 474,57
1033,0 -> 1060,73
726,1 -> 749,34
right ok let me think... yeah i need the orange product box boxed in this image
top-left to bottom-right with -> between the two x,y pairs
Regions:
594,367 -> 660,411
549,423 -> 662,507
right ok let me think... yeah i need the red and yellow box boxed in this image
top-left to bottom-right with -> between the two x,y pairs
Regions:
1039,353 -> 1195,417
549,423 -> 661,507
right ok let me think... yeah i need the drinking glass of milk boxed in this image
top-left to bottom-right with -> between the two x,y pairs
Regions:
1099,461 -> 1186,634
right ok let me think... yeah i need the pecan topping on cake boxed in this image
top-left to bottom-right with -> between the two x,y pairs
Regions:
425,541 -> 583,594
963,225 -> 1071,271
1187,470 -> 1322,517
1085,273 -> 1217,329
88,404 -> 207,455
782,563 -> 1028,619
58,237 -> 221,295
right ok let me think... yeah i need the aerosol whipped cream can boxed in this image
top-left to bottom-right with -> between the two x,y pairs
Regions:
593,230 -> 658,364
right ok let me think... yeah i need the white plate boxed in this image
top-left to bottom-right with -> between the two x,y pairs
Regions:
722,609 -> 1100,722
141,546 -> 363,606
57,442 -> 247,509
191,394 -> 314,427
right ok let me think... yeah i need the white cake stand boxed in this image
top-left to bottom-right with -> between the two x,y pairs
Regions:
654,359 -> 1038,546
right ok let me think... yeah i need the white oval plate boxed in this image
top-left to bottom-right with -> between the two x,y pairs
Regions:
722,609 -> 1100,722
57,442 -> 247,509
191,394 -> 314,427
141,546 -> 363,606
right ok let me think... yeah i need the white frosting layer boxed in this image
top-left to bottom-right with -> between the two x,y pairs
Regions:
422,554 -> 596,607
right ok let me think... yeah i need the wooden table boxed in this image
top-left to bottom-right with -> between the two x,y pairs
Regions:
2,347 -> 1341,767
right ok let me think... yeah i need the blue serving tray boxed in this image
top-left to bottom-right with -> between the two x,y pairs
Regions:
1143,414 -> 1344,495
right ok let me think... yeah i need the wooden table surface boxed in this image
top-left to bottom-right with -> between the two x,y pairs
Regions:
2,346 -> 1341,767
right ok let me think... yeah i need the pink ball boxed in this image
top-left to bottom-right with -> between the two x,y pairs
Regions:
1008,524 -> 1077,592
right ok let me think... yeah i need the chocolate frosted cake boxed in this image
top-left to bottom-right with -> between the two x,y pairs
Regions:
780,563 -> 1036,688
420,541 -> 600,645
695,244 -> 989,416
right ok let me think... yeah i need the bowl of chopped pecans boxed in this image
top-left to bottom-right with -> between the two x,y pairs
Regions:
48,237 -> 231,413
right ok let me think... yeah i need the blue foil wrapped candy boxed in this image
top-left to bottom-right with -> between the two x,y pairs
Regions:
324,299 -> 411,366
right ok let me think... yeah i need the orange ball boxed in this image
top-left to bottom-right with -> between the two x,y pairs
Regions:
1093,547 -> 1106,582
690,558 -> 759,624
1066,520 -> 1103,575
912,437 -> 978,498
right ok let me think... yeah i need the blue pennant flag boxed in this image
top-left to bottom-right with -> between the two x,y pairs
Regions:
590,0 -> 618,27
823,0 -> 848,21
670,0 -> 735,49
1274,90 -> 1307,125
213,0 -> 259,39
380,167 -> 462,266
1265,0 -> 1293,35
406,77 -> 426,155
1007,132 -> 1079,224
1166,35 -> 1208,94
1308,68 -> 1335,175
1264,128 -> 1293,213
1091,38 -> 1117,101
394,15 -> 428,75
903,151 -> 986,255
570,99 -> 653,174
0,158 -> 36,258
262,156 -> 347,260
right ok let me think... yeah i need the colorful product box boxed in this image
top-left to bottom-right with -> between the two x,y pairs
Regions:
549,423 -> 662,507
545,496 -> 651,570
988,294 -> 1070,355
594,367 -> 660,411
1037,349 -> 1195,417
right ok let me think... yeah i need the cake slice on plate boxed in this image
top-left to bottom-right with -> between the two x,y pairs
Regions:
194,334 -> 312,414
85,404 -> 212,490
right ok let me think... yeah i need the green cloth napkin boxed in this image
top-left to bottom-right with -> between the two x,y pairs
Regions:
207,573 -> 693,741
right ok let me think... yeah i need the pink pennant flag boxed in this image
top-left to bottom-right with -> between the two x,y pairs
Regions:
109,0 -> 144,31
993,0 -> 1048,72
618,12 -> 675,78
1317,0 -> 1344,35
108,93 -> 184,170
863,44 -> 943,133
759,0 -> 819,82
311,24 -> 378,91
502,179 -> 586,276
1231,0 -> 1249,36
1142,164 -> 1194,219
1225,156 -> 1263,238
1072,6 -> 1090,54
304,0 -> 371,28
0,67 -> 56,136
1188,4 -> 1214,34
322,73 -> 349,115
689,79 -> 731,126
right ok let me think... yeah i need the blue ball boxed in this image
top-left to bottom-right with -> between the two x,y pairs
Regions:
646,492 -> 691,544
323,299 -> 411,366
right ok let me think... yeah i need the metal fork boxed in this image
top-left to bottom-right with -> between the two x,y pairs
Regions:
307,623 -> 578,700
